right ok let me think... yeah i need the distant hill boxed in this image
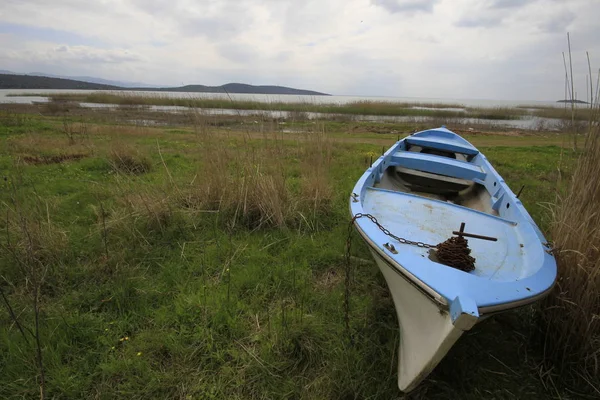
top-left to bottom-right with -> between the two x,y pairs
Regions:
28,72 -> 158,88
557,99 -> 589,104
143,83 -> 328,96
0,74 -> 120,90
1,70 -> 158,88
0,73 -> 330,96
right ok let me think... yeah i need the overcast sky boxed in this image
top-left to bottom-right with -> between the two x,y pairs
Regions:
1,0 -> 599,101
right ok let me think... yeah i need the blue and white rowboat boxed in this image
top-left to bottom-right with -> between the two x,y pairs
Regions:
349,126 -> 557,392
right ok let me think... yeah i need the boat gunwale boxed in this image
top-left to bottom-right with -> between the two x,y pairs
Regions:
355,222 -> 556,316
353,219 -> 449,310
350,127 -> 557,314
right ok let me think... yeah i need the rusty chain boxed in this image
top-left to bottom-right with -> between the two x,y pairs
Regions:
350,213 -> 438,249
344,213 -> 438,340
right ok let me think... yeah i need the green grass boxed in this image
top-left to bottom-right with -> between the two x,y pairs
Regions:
0,110 -> 580,398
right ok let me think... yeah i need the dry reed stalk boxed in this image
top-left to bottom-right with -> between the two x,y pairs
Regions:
299,126 -> 333,218
567,33 -> 577,150
541,104 -> 600,392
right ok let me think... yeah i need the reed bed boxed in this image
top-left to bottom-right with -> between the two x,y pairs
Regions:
31,91 -> 597,121
14,92 -> 534,120
540,105 -> 600,393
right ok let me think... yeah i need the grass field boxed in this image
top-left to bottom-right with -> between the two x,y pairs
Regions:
0,106 -> 586,399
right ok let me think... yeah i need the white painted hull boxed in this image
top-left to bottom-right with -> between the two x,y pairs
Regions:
370,249 -> 472,392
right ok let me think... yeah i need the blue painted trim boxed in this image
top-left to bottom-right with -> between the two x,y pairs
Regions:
450,296 -> 479,322
355,222 -> 555,314
390,152 -> 487,181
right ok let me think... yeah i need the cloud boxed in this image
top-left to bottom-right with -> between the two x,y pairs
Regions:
537,10 -> 576,33
217,43 -> 258,63
371,0 -> 439,14
0,0 -> 599,100
3,44 -> 144,64
490,0 -> 537,9
128,0 -> 258,41
0,22 -> 104,47
51,46 -> 144,64
455,15 -> 503,28
179,17 -> 244,40
454,0 -> 542,29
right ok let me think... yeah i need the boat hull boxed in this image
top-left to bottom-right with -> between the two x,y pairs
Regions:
369,248 -> 467,392
349,126 -> 557,392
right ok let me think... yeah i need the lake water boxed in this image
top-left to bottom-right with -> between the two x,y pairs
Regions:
0,89 -> 576,130
0,89 -> 568,108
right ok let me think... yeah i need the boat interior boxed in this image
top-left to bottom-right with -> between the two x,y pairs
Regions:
359,129 -> 549,282
354,128 -> 555,307
375,135 -> 498,216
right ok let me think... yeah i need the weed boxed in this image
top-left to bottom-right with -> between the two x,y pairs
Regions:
44,100 -> 80,115
109,145 -> 153,174
1,176 -> 71,399
0,111 -> 31,128
62,119 -> 88,145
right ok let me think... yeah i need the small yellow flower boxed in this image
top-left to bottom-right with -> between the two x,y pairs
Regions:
125,336 -> 129,341
137,352 -> 142,356
111,346 -> 115,350
119,338 -> 124,342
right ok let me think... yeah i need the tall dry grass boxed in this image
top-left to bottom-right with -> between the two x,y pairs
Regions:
298,127 -> 333,221
540,107 -> 600,392
109,144 -> 153,175
182,115 -> 332,230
